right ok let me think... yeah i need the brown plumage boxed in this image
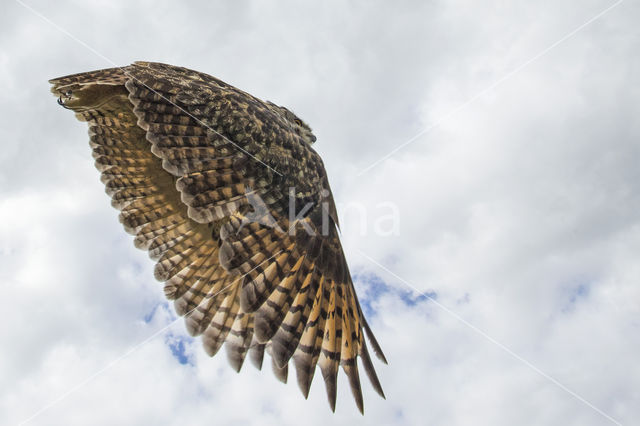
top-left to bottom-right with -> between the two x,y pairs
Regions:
49,61 -> 386,413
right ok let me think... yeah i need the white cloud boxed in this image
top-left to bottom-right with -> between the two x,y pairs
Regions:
1,0 -> 639,425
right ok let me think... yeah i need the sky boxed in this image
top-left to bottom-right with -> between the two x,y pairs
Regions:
1,0 -> 639,425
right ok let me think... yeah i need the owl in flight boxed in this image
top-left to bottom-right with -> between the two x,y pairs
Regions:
50,62 -> 386,413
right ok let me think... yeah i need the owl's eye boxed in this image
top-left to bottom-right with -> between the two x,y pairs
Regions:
294,119 -> 302,126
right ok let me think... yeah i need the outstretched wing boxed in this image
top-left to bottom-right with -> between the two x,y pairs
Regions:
50,62 -> 386,413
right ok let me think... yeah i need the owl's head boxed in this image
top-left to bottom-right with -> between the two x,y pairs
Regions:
267,102 -> 317,145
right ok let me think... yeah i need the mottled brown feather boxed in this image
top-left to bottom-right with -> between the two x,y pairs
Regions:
50,62 -> 386,413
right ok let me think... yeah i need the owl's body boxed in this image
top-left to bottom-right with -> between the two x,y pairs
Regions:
50,62 -> 385,413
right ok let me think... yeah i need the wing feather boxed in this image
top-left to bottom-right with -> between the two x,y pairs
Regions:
224,311 -> 254,372
269,262 -> 316,368
50,62 -> 386,413
293,273 -> 327,398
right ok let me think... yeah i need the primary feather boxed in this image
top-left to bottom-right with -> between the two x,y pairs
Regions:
50,62 -> 386,413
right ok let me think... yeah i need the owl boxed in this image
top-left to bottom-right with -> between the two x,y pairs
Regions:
50,62 -> 386,413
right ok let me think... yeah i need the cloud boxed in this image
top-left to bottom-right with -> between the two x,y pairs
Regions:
1,0 -> 639,425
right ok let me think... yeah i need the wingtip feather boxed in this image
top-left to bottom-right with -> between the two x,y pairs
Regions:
272,356 -> 288,383
249,342 -> 265,370
360,342 -> 386,399
321,364 -> 338,412
343,361 -> 364,414
363,318 -> 388,364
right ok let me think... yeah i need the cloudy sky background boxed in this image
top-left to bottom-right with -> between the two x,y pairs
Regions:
1,0 -> 639,424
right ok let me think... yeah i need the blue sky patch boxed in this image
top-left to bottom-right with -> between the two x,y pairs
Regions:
354,272 -> 436,317
165,333 -> 194,366
143,301 -> 171,323
561,283 -> 590,313
144,303 -> 194,366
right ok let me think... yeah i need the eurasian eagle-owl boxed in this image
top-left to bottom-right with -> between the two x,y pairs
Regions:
50,62 -> 386,413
